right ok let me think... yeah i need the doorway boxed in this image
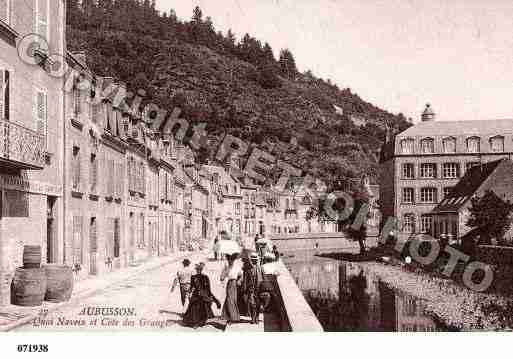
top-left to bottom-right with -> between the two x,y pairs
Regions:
46,197 -> 56,263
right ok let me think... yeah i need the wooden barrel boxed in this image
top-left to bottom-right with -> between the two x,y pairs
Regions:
11,268 -> 47,307
23,245 -> 42,269
43,265 -> 74,303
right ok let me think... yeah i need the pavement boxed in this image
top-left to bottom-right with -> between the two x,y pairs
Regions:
0,252 -> 264,332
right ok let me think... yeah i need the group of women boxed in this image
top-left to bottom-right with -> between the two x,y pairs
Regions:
171,249 -> 280,329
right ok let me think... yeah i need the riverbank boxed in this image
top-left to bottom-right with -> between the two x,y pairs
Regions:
356,261 -> 513,331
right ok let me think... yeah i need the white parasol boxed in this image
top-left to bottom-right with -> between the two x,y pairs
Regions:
218,240 -> 241,255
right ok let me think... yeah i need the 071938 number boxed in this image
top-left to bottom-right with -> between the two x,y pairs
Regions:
16,344 -> 49,353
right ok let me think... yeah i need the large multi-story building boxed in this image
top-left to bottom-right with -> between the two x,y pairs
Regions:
379,104 -> 513,240
0,0 -> 66,305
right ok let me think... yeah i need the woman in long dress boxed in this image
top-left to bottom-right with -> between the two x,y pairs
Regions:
220,253 -> 243,324
170,259 -> 193,313
183,263 -> 221,328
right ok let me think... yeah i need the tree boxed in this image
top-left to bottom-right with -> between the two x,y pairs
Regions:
279,48 -> 297,79
466,190 -> 513,245
258,62 -> 281,89
192,6 -> 203,23
306,185 -> 370,254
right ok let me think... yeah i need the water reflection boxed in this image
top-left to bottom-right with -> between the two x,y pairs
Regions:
284,254 -> 446,332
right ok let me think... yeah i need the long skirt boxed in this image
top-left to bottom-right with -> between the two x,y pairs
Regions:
222,279 -> 240,322
179,283 -> 191,306
183,297 -> 215,328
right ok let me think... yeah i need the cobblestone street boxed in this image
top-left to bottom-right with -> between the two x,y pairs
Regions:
14,254 -> 262,332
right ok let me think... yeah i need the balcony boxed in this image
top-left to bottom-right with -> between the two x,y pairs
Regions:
0,119 -> 46,169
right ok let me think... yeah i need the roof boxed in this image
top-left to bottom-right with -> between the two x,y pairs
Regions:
431,159 -> 504,213
398,119 -> 513,138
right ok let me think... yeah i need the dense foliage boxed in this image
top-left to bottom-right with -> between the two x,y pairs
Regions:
66,0 -> 412,186
466,190 -> 513,245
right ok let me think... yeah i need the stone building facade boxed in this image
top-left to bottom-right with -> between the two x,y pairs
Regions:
0,0 -> 66,305
379,104 -> 513,240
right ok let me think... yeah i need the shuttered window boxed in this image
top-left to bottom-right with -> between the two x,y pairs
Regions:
0,69 -> 9,120
73,79 -> 82,115
91,103 -> 100,124
115,163 -> 124,198
72,147 -> 81,191
35,0 -> 49,41
90,154 -> 97,193
89,217 -> 97,253
105,218 -> 114,259
72,216 -> 83,265
107,159 -> 114,195
114,218 -> 120,258
35,89 -> 47,136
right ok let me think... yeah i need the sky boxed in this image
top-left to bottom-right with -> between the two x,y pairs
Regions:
156,0 -> 513,123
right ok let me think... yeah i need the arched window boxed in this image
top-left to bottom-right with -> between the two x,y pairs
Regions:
442,137 -> 456,153
490,135 -> 504,153
466,136 -> 480,153
400,138 -> 415,154
420,138 -> 434,154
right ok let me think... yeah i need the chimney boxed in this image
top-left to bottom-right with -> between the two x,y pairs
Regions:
421,103 -> 436,122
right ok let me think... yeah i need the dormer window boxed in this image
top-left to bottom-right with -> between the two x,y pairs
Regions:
420,138 -> 434,154
442,137 -> 456,153
400,138 -> 414,154
466,136 -> 480,153
490,136 -> 504,153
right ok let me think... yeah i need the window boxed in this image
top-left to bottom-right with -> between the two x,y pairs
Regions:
420,163 -> 437,178
72,146 -> 81,191
0,69 -> 10,120
35,0 -> 49,42
73,78 -> 82,115
72,216 -> 83,265
115,163 -> 124,198
402,163 -> 414,179
90,154 -> 97,193
403,213 -> 415,233
402,188 -> 415,204
442,163 -> 460,178
443,187 -> 453,198
89,217 -> 97,254
490,136 -> 504,152
107,159 -> 115,196
91,103 -> 100,124
420,187 -> 438,203
442,137 -> 456,153
235,202 -> 241,215
466,162 -> 479,172
35,89 -> 47,137
466,136 -> 480,153
403,295 -> 417,316
1,0 -> 10,25
420,215 -> 432,233
420,138 -> 434,154
400,138 -> 414,154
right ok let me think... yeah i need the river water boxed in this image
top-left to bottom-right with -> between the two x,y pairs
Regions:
282,251 -> 453,332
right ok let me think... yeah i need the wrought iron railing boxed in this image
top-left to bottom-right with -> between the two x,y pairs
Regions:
0,118 -> 46,169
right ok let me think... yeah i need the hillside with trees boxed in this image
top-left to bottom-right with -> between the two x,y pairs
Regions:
66,0 -> 412,188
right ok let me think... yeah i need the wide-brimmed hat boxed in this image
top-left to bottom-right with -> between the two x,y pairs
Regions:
250,252 -> 259,260
182,259 -> 191,266
195,262 -> 205,270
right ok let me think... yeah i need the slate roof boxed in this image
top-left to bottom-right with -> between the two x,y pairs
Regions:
431,159 -> 504,213
398,119 -> 513,138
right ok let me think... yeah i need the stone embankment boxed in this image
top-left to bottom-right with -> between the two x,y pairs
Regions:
274,260 -> 323,332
